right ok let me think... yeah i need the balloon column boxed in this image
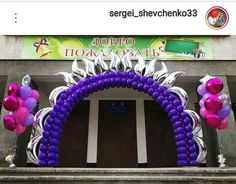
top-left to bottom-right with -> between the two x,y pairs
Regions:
2,75 -> 40,135
197,75 -> 230,130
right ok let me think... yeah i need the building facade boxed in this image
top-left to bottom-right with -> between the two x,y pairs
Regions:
0,36 -> 236,168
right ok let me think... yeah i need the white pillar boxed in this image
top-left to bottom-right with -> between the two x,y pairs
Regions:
136,100 -> 147,164
86,99 -> 99,164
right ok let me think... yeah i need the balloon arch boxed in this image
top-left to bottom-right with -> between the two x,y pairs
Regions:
27,52 -> 207,167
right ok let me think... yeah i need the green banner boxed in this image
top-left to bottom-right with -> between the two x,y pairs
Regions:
21,36 -> 213,60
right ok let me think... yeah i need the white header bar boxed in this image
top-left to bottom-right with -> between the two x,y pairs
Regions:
0,2 -> 235,35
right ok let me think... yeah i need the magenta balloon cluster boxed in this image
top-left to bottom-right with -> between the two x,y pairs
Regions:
2,82 -> 40,135
197,76 -> 230,130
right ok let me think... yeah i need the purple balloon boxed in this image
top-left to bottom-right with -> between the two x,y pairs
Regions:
203,93 -> 213,101
39,160 -> 48,166
197,84 -> 207,96
217,105 -> 231,119
177,146 -> 187,153
177,141 -> 187,147
24,113 -> 34,126
177,154 -> 187,160
190,153 -> 198,159
178,160 -> 188,167
20,85 -> 32,100
199,99 -> 204,107
24,97 -> 36,112
48,160 -> 57,167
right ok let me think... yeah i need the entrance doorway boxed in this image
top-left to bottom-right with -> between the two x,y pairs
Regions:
58,100 -> 90,167
57,98 -> 177,167
144,100 -> 177,167
97,100 -> 138,168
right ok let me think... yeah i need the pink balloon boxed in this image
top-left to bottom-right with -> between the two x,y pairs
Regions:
17,97 -> 24,107
205,114 -> 221,128
200,107 -> 210,118
14,123 -> 26,135
204,96 -> 222,113
3,114 -> 17,131
206,78 -> 224,95
30,90 -> 40,100
218,119 -> 229,130
3,95 -> 19,111
8,82 -> 20,96
14,107 -> 29,124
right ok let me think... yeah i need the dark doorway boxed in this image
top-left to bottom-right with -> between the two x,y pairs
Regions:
97,100 -> 138,168
144,100 -> 177,167
58,100 -> 90,167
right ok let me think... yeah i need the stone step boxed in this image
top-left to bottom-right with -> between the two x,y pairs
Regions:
1,167 -> 236,176
0,168 -> 236,184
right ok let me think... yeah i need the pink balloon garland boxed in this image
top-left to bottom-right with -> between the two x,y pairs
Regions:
197,75 -> 230,130
2,82 -> 40,135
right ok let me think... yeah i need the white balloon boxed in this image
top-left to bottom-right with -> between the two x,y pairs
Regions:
22,74 -> 31,86
218,93 -> 230,106
199,74 -> 214,84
